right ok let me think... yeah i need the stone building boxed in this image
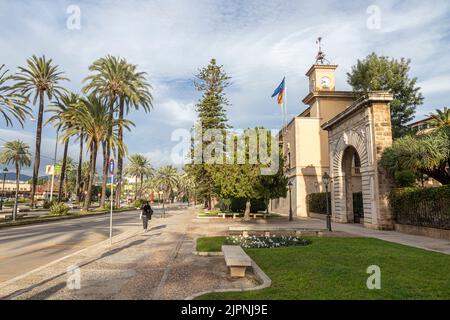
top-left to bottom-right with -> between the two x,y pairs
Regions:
271,58 -> 395,230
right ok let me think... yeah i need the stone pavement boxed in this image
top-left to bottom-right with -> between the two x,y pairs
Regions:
1,206 -> 449,300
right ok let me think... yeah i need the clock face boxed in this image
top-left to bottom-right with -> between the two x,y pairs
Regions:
320,76 -> 331,88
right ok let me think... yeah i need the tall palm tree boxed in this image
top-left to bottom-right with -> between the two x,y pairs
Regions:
13,55 -> 68,208
0,64 -> 30,127
428,107 -> 450,128
115,62 -> 153,207
83,55 -> 127,208
154,165 -> 179,204
124,154 -> 154,200
62,95 -> 133,210
0,140 -> 32,220
46,92 -> 80,202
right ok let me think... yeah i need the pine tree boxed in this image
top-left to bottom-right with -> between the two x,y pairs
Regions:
188,59 -> 231,210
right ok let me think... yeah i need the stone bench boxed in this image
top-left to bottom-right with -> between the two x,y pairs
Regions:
229,226 -> 325,237
219,213 -> 240,219
222,245 -> 252,277
250,213 -> 267,219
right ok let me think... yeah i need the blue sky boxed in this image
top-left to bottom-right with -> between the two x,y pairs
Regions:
1,0 -> 450,176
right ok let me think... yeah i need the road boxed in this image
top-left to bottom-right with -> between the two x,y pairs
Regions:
0,208 -> 152,282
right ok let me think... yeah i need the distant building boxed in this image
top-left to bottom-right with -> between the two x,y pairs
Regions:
407,116 -> 435,134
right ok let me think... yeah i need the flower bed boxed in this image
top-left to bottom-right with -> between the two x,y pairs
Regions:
226,235 -> 311,249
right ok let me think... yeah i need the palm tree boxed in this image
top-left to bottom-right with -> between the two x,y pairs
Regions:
46,92 -> 80,202
178,172 -> 196,206
115,62 -> 153,207
83,55 -> 126,208
62,95 -> 133,211
13,55 -> 68,208
0,64 -> 30,127
124,154 -> 154,200
0,140 -> 32,220
428,107 -> 450,128
155,165 -> 179,204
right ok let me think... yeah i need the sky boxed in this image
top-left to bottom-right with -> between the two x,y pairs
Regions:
0,0 -> 449,176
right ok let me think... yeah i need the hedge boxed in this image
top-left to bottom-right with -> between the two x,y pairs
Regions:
390,185 -> 450,230
306,192 -> 331,215
217,198 -> 267,213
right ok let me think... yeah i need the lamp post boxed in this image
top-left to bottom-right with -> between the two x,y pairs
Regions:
322,172 -> 332,232
1,168 -> 8,211
288,180 -> 293,221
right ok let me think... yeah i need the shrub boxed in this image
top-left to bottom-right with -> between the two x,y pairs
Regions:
218,198 -> 232,212
394,170 -> 417,187
307,192 -> 331,214
50,202 -> 70,216
390,185 -> 450,229
227,198 -> 267,213
43,200 -> 56,209
225,235 -> 311,249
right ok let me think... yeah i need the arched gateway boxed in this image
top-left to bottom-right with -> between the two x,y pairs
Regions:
322,92 -> 395,230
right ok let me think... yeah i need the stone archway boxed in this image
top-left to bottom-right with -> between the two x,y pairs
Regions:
322,93 -> 395,230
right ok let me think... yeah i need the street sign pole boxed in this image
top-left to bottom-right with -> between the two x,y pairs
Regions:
109,159 -> 115,245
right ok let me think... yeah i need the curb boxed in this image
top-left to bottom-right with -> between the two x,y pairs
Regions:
185,258 -> 272,300
192,251 -> 224,256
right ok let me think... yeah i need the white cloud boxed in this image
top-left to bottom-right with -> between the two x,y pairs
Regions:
1,0 -> 450,171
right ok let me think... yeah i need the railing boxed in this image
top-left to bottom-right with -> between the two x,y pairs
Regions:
390,186 -> 450,230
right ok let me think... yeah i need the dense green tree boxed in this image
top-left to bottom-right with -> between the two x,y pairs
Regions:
347,53 -> 423,137
13,55 -> 68,207
381,126 -> 450,185
0,140 -> 32,220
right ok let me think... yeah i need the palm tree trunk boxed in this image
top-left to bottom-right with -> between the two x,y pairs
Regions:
135,177 -> 138,200
58,138 -> 69,202
76,133 -> 83,203
30,90 -> 44,208
13,162 -> 20,221
115,96 -> 125,208
100,141 -> 108,208
100,101 -> 114,207
140,174 -> 144,199
84,142 -> 98,211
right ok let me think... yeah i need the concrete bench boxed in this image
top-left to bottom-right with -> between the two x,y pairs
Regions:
229,226 -> 325,237
250,213 -> 267,219
219,213 -> 240,219
222,245 -> 252,277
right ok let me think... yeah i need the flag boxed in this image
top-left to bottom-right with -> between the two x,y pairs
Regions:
271,77 -> 285,105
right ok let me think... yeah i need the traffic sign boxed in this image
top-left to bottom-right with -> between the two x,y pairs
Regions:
109,159 -> 115,175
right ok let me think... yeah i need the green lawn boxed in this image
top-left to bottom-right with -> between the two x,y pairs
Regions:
196,237 -> 450,300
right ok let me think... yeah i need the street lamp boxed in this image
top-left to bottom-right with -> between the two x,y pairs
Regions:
288,180 -> 293,221
1,168 -> 8,211
322,172 -> 332,232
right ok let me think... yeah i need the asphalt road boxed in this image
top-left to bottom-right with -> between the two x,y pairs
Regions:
0,208 -> 154,283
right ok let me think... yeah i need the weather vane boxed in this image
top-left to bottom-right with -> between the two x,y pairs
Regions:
315,37 -> 330,65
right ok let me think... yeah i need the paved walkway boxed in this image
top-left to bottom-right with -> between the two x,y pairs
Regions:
1,207 -> 449,300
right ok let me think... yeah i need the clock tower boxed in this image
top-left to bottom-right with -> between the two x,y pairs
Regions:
306,64 -> 337,92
